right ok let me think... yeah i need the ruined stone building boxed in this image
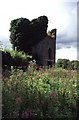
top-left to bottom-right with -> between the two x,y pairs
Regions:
32,29 -> 57,67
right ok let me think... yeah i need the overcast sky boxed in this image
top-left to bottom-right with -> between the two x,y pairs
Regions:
0,0 -> 78,61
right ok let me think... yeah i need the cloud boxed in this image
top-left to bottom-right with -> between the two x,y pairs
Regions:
56,33 -> 77,49
56,2 -> 77,51
59,0 -> 78,2
0,0 -> 77,61
0,36 -> 12,49
56,47 -> 77,61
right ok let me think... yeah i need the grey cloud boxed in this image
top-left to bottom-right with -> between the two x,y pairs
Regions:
56,2 -> 77,50
56,32 -> 77,50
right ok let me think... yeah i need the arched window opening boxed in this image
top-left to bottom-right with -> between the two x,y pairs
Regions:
48,48 -> 51,59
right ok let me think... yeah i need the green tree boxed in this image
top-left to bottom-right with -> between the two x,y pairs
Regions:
9,16 -> 48,54
71,60 -> 79,70
57,59 -> 70,69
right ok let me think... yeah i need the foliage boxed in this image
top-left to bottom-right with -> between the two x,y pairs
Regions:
56,59 -> 79,70
9,16 -> 48,53
2,62 -> 78,119
2,51 -> 13,67
56,59 -> 70,69
2,47 -> 32,69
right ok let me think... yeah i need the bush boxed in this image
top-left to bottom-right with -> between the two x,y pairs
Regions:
2,47 -> 32,69
56,59 -> 79,70
56,59 -> 69,69
2,51 -> 13,68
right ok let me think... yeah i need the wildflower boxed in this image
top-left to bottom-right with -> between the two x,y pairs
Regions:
38,83 -> 40,86
30,112 -> 34,116
12,79 -> 15,82
25,112 -> 29,117
0,74 -> 2,78
18,73 -> 22,77
50,92 -> 55,98
39,74 -> 42,77
16,97 -> 22,102
22,112 -> 29,118
18,80 -> 21,83
1,104 -> 4,107
64,82 -> 66,85
5,69 -> 8,72
22,113 -> 24,116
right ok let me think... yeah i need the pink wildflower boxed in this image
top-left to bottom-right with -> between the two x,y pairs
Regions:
18,80 -> 21,83
5,69 -> 8,72
25,112 -> 29,117
12,79 -> 15,82
38,83 -> 40,86
1,104 -> 4,107
50,92 -> 55,98
39,74 -> 42,77
64,82 -> 66,85
18,73 -> 22,77
0,74 -> 2,78
16,97 -> 22,102
30,112 -> 34,116
22,112 -> 29,118
22,113 -> 24,116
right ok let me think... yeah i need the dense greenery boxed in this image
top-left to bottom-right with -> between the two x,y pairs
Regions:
56,59 -> 79,70
2,48 -> 79,119
2,61 -> 78,119
2,48 -> 79,70
9,16 -> 48,53
2,47 -> 32,70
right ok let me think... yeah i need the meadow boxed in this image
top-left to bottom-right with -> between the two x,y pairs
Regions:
2,60 -> 78,119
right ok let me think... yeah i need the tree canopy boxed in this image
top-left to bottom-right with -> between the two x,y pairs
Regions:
9,16 -> 48,53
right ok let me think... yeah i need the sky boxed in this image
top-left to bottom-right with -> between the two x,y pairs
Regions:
0,0 -> 78,61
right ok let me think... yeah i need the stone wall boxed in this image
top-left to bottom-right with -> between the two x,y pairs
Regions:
32,34 -> 56,66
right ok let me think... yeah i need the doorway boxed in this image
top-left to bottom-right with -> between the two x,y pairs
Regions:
47,61 -> 52,67
48,48 -> 52,67
48,48 -> 51,59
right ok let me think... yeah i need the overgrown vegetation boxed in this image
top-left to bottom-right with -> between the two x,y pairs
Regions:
2,61 -> 78,119
2,47 -> 32,70
9,16 -> 48,53
2,48 -> 79,70
1,15 -> 79,119
1,48 -> 79,119
56,59 -> 79,70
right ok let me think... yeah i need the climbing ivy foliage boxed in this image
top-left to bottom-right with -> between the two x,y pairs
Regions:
9,16 -> 48,53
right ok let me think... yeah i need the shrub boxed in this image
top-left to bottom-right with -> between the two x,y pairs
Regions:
2,51 -> 13,68
56,59 -> 69,69
2,47 -> 32,69
56,59 -> 79,70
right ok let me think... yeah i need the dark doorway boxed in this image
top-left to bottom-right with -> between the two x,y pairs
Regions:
48,48 -> 52,67
48,48 -> 52,59
47,61 -> 52,67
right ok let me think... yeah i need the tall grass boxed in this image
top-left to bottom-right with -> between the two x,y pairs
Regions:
2,62 -> 78,119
